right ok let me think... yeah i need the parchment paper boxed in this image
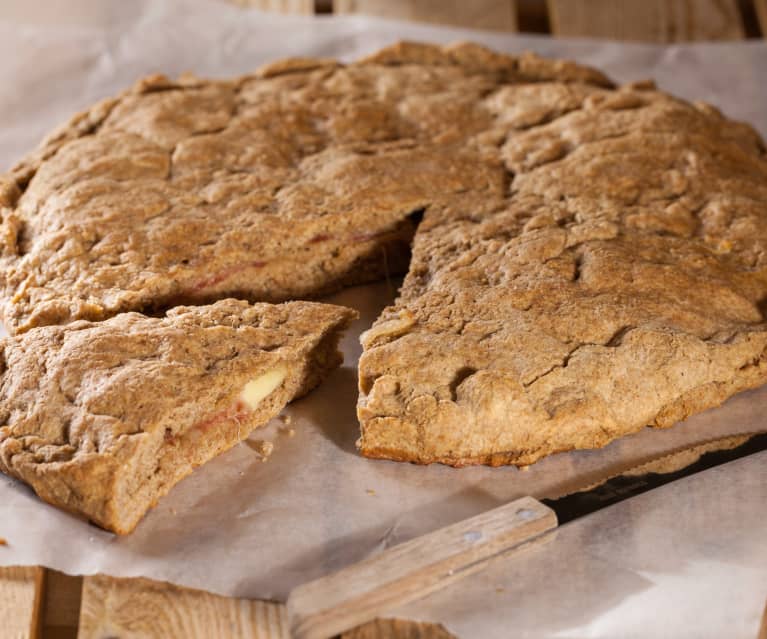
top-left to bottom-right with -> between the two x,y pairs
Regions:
393,451 -> 767,639
0,0 -> 765,605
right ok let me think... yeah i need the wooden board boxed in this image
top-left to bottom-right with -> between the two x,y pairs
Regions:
223,0 -> 764,39
77,575 -> 288,639
5,569 -> 451,638
548,0 -> 745,41
0,566 -> 45,639
333,0 -> 519,32
231,0 -> 314,14
42,571 -> 82,639
755,0 -> 767,35
341,618 -> 456,638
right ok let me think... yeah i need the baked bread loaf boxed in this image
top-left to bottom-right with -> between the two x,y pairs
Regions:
0,299 -> 355,533
1,41 -> 765,471
0,43 -> 600,334
357,43 -> 767,466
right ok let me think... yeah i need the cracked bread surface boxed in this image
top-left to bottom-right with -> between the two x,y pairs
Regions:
2,40 -> 766,472
0,42 -> 609,335
0,299 -> 355,533
356,43 -> 767,466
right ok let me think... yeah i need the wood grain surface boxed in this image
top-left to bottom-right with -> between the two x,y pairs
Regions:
231,0 -> 314,13
0,567 -> 463,638
41,571 -> 82,639
547,0 -> 745,41
0,566 -> 45,639
225,0 -> 765,42
77,575 -> 288,639
755,0 -> 767,34
334,0 -> 518,31
341,618 -> 456,638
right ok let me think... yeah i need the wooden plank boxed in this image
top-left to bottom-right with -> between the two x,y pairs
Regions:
755,0 -> 767,36
341,618 -> 456,638
334,0 -> 519,32
547,0 -> 745,42
77,575 -> 288,639
517,0 -> 551,34
229,0 -> 314,14
759,597 -> 767,639
0,566 -> 45,639
42,571 -> 83,639
287,496 -> 556,639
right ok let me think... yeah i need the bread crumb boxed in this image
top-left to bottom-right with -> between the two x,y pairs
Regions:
0,537 -> 6,546
245,438 -> 275,459
496,587 -> 505,594
255,440 -> 274,460
178,70 -> 199,84
366,489 -> 376,496
278,414 -> 295,437
518,465 -> 530,472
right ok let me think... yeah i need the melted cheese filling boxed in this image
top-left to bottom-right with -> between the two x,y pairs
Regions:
239,366 -> 288,410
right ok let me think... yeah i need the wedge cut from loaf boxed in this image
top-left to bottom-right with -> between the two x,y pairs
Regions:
0,299 -> 355,533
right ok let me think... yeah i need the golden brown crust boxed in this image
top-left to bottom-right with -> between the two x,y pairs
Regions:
0,299 -> 356,532
3,40 -> 765,472
357,56 -> 767,467
0,41 -> 611,335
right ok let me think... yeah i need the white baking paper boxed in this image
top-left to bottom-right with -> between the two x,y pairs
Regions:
393,451 -> 767,639
0,0 -> 765,617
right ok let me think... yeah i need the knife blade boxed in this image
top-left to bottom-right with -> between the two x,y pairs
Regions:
546,431 -> 767,524
287,431 -> 767,639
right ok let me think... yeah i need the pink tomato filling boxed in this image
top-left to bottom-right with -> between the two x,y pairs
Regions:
192,401 -> 251,435
191,260 -> 267,292
189,226 -> 406,293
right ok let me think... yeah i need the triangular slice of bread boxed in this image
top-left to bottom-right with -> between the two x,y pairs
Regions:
0,299 -> 356,533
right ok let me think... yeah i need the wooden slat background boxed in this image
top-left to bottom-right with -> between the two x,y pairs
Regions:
42,571 -> 81,639
1,1 -> 763,637
0,566 -> 44,639
548,0 -> 745,41
0,568 -> 453,638
78,575 -> 287,639
238,0 -> 765,39
755,0 -> 767,33
232,0 -> 314,13
334,0 -> 519,32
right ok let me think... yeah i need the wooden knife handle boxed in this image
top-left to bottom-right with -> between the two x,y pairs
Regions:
287,496 -> 557,639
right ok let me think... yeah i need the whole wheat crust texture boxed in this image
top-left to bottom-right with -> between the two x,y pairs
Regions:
0,300 -> 355,532
1,41 -> 766,469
